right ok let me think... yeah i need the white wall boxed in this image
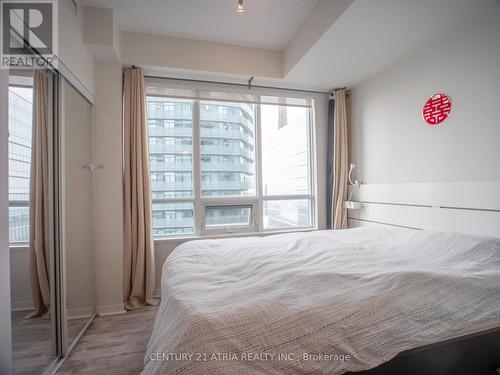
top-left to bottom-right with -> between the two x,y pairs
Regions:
0,69 -> 12,375
350,1 -> 500,184
58,0 -> 95,97
63,80 -> 95,318
9,248 -> 32,311
93,63 -> 124,315
83,6 -> 121,63
283,0 -> 353,75
121,31 -> 282,79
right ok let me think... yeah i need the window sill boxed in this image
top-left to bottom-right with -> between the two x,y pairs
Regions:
153,227 -> 318,245
9,245 -> 29,252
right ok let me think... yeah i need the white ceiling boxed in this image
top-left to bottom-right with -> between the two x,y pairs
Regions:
283,0 -> 484,90
79,0 -> 497,91
80,0 -> 319,50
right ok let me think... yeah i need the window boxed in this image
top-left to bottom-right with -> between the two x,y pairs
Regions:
147,97 -> 194,236
152,203 -> 194,236
261,105 -> 313,229
8,85 -> 34,245
146,91 -> 315,238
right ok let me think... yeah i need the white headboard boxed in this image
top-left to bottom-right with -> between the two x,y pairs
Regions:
348,181 -> 500,238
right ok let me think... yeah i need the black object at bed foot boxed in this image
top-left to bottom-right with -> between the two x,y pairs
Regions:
347,327 -> 500,375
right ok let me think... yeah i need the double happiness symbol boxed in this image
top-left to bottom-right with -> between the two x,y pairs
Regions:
422,93 -> 452,125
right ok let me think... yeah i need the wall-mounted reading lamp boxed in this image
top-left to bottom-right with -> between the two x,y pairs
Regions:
348,163 -> 359,188
237,0 -> 245,13
345,163 -> 362,210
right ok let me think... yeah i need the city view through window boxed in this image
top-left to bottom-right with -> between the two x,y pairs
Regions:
147,96 -> 313,237
8,86 -> 33,244
7,89 -> 315,244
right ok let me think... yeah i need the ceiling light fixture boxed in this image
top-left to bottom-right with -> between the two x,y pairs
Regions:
237,0 -> 245,13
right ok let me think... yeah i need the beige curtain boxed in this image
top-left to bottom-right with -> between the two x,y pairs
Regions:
332,89 -> 349,229
27,70 -> 51,319
123,68 -> 158,310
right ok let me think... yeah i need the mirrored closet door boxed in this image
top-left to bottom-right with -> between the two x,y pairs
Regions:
8,69 -> 57,374
8,69 -> 96,374
60,78 -> 96,353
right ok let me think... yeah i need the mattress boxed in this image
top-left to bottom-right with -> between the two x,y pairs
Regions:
143,227 -> 500,374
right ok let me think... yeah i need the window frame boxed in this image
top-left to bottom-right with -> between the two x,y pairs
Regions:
147,95 -> 316,240
260,104 -> 316,232
202,203 -> 256,235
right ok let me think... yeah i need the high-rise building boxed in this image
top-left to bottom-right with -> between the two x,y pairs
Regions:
146,96 -> 313,237
147,98 -> 256,236
8,93 -> 313,242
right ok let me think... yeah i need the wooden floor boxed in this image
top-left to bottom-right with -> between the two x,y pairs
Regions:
12,311 -> 53,375
12,311 -> 90,375
57,305 -> 158,375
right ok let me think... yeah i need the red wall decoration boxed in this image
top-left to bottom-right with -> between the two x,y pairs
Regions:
422,93 -> 452,125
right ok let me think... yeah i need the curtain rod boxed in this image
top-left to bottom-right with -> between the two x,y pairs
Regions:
143,74 -> 331,95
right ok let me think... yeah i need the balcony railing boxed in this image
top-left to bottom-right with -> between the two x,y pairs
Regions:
151,181 -> 193,190
152,218 -> 194,227
200,180 -> 253,190
201,144 -> 254,159
201,162 -> 253,173
151,179 -> 253,191
148,144 -> 193,154
147,109 -> 192,119
148,127 -> 192,137
200,112 -> 254,129
150,160 -> 193,172
150,160 -> 253,174
149,127 -> 254,145
148,143 -> 253,158
201,127 -> 254,144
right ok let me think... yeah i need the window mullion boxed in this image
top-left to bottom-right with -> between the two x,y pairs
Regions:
308,106 -> 316,229
152,198 -> 194,204
255,103 -> 264,232
261,194 -> 313,201
8,201 -> 30,207
192,99 -> 202,235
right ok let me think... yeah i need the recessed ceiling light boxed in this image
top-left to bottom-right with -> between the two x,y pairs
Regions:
237,0 -> 245,13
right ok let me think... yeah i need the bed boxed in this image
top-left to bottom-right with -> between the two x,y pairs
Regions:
143,227 -> 500,374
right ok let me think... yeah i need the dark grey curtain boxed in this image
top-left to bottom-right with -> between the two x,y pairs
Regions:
326,98 -> 335,229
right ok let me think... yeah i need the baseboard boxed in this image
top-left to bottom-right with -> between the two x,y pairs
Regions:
11,300 -> 34,312
97,303 -> 126,316
68,306 -> 94,320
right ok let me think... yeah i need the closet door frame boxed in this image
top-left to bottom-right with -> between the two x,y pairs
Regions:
15,67 -> 60,375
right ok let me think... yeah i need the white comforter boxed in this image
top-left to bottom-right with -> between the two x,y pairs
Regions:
144,227 -> 500,374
